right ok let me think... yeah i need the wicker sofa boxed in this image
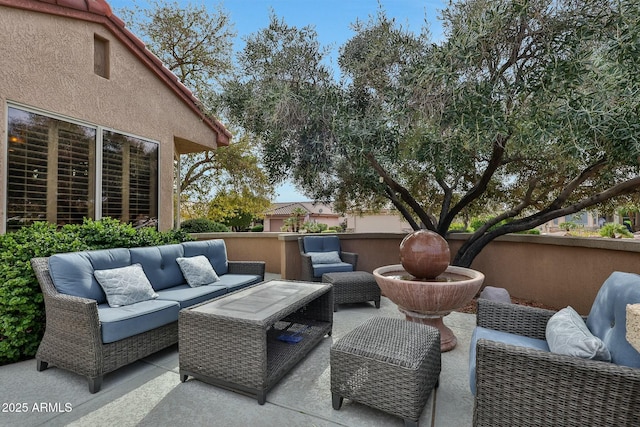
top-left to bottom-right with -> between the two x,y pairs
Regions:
31,239 -> 265,393
470,272 -> 640,426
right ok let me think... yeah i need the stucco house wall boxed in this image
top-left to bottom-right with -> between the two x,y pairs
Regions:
0,0 -> 229,232
346,212 -> 412,233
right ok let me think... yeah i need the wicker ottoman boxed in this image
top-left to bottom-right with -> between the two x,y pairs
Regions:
322,271 -> 381,312
331,317 -> 441,427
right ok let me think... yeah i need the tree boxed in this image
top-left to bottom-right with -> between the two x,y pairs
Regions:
223,1 -> 640,267
180,133 -> 273,225
119,1 -> 274,217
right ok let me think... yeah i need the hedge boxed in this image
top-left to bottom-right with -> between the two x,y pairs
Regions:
0,218 -> 191,365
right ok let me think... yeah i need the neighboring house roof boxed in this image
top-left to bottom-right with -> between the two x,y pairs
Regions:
266,202 -> 339,217
1,0 -> 231,146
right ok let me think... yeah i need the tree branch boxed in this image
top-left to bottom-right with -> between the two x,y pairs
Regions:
366,152 -> 436,231
442,135 -> 507,228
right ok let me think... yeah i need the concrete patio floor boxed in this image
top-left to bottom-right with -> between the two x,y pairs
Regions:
1,274 -> 476,427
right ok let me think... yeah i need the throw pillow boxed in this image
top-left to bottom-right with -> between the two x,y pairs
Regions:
176,255 -> 220,287
307,251 -> 342,264
546,306 -> 611,361
94,264 -> 158,307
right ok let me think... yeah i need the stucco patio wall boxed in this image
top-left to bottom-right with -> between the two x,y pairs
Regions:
193,232 -> 640,314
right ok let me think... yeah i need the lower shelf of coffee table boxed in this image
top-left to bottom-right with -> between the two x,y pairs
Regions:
180,318 -> 332,404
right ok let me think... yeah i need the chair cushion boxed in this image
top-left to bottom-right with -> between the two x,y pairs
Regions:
155,283 -> 228,308
546,306 -> 611,361
303,235 -> 341,253
216,274 -> 263,292
308,251 -> 342,264
48,248 -> 131,304
130,244 -> 185,291
182,240 -> 229,275
97,299 -> 180,343
176,255 -> 220,287
312,262 -> 354,278
94,264 -> 159,307
586,271 -> 640,368
469,326 -> 549,395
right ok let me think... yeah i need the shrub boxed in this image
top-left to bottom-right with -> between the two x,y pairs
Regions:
559,221 -> 578,231
180,218 -> 229,233
0,218 -> 192,365
448,222 -> 471,232
515,229 -> 541,235
302,222 -> 328,233
250,224 -> 264,232
599,222 -> 634,238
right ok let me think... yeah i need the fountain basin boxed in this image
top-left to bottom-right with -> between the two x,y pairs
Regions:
373,264 -> 484,351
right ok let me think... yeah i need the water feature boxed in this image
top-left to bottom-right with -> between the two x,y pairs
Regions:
373,230 -> 485,351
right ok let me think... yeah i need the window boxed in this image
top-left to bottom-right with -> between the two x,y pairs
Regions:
6,106 -> 158,231
102,131 -> 158,227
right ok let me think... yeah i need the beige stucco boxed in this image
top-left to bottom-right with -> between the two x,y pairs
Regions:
0,5 -> 223,231
345,212 -> 412,233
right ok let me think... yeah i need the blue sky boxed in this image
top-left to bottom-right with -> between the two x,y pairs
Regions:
107,0 -> 447,201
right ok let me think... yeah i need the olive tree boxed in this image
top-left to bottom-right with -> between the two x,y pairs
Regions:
224,1 -> 640,267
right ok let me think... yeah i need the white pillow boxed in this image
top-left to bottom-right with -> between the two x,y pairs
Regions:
94,264 -> 158,307
546,306 -> 611,361
307,251 -> 342,264
176,255 -> 220,287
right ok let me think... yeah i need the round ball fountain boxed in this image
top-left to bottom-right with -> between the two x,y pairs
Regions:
373,230 -> 484,352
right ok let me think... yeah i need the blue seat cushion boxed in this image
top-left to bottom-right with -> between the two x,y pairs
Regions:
312,262 -> 354,278
155,283 -> 228,308
303,235 -> 341,253
586,271 -> 640,368
182,240 -> 229,275
469,326 -> 549,395
216,274 -> 263,292
130,244 -> 185,291
48,248 -> 131,304
98,299 -> 180,343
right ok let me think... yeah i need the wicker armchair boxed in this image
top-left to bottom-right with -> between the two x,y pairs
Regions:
298,236 -> 358,282
473,298 -> 640,427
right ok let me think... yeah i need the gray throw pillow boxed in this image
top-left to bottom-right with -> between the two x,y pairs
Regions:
308,251 -> 342,264
176,255 -> 220,287
546,306 -> 611,361
94,263 -> 158,307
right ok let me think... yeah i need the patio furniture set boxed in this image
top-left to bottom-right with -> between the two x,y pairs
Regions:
31,234 -> 640,426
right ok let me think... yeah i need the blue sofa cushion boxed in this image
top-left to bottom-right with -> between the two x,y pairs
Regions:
303,235 -> 341,253
312,262 -> 353,278
156,284 -> 228,308
587,271 -> 640,368
182,240 -> 229,275
97,299 -> 180,343
216,274 -> 263,292
469,326 -> 549,395
48,248 -> 131,304
130,244 -> 185,291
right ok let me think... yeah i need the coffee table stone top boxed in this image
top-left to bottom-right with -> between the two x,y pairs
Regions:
191,280 -> 331,323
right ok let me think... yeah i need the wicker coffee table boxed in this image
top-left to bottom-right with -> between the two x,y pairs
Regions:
179,280 -> 333,404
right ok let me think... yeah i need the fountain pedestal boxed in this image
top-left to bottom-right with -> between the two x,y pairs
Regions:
373,264 -> 484,352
